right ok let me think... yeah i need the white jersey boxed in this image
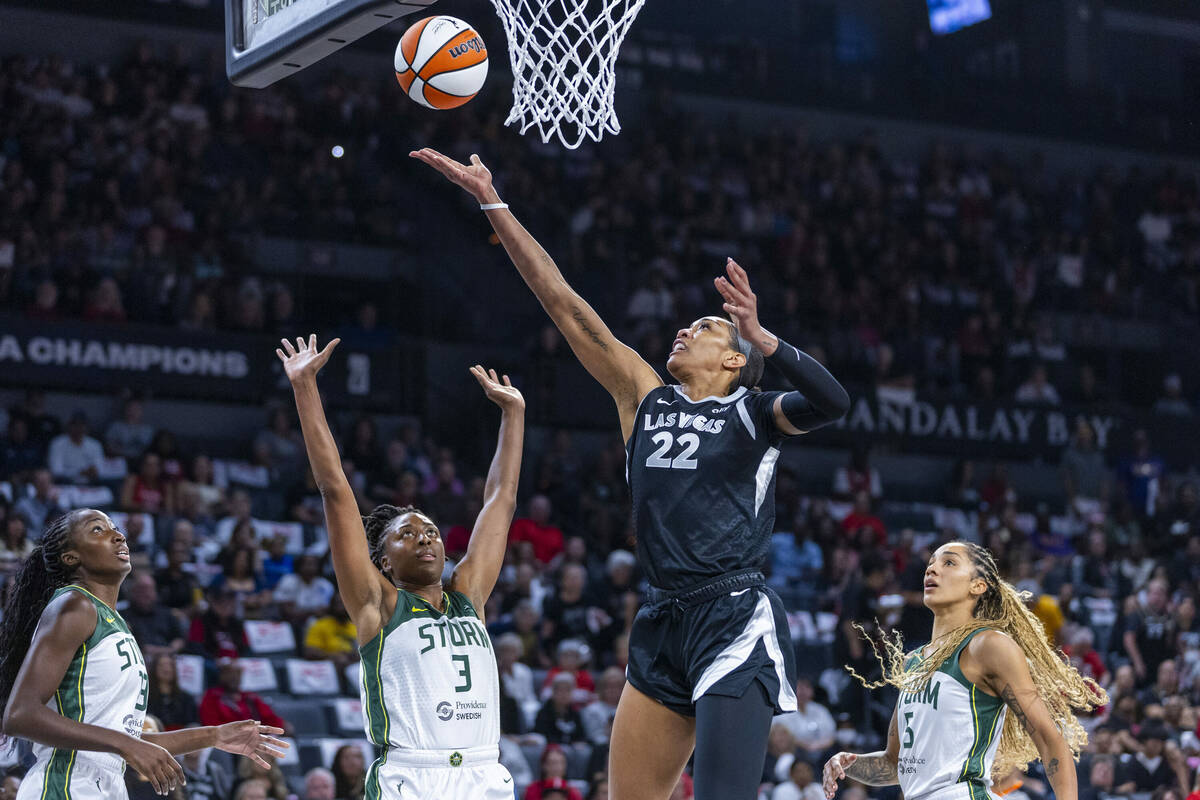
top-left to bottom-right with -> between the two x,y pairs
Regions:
359,589 -> 499,758
31,585 -> 149,778
896,628 -> 1006,800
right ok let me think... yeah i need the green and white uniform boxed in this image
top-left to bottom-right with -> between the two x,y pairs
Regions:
358,589 -> 512,800
17,585 -> 149,800
896,628 -> 1007,800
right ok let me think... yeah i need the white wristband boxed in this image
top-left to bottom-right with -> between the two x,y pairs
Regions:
480,202 -> 509,211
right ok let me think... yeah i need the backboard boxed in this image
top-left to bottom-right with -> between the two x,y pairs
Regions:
226,0 -> 438,88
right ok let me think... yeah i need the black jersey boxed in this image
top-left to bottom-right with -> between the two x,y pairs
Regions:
624,384 -> 790,589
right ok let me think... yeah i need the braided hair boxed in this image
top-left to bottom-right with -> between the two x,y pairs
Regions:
0,510 -> 83,715
848,541 -> 1106,778
362,504 -> 419,581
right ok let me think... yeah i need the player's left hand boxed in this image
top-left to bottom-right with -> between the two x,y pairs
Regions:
470,365 -> 525,412
715,258 -> 765,341
213,720 -> 289,768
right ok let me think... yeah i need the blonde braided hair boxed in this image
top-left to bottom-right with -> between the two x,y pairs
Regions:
848,542 -> 1107,778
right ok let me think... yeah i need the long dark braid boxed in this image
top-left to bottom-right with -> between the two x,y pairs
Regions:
361,504 -> 416,579
0,511 -> 82,716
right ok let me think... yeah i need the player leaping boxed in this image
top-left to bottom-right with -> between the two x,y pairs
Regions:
412,148 -> 850,800
278,336 -> 524,800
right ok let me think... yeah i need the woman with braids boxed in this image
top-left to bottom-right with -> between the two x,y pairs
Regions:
277,335 -> 525,800
0,510 -> 288,800
821,542 -> 1107,800
412,149 -> 850,800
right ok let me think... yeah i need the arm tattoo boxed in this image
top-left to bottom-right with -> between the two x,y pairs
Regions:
570,306 -> 609,351
1045,758 -> 1060,778
845,755 -> 899,786
1000,685 -> 1031,733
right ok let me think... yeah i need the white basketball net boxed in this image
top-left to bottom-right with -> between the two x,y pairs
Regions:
487,0 -> 646,149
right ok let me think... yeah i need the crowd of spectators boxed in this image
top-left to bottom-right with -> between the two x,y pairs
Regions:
4,46 -> 1200,415
0,376 -> 1196,800
1,37 -> 1200,800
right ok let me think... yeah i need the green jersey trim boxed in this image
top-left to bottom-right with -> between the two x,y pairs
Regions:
958,683 -> 1004,798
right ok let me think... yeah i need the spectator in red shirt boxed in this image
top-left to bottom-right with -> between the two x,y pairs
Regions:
839,491 -> 886,547
523,746 -> 582,800
1062,626 -> 1110,688
510,494 -> 565,564
198,658 -> 293,736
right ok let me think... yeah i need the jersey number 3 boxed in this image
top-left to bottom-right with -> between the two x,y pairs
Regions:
645,432 -> 700,470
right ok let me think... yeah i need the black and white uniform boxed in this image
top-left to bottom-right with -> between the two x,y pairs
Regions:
624,384 -> 797,716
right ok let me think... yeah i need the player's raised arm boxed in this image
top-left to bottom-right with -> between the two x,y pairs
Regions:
278,335 -> 393,638
449,367 -> 524,617
409,148 -> 663,436
715,258 -> 850,434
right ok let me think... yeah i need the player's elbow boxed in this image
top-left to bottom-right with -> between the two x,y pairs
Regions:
2,700 -> 34,739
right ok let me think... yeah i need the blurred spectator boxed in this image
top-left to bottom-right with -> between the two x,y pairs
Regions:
232,778 -> 270,800
1117,429 -> 1167,519
839,492 -> 886,548
1015,364 -> 1061,406
146,653 -> 198,731
0,515 -> 34,577
124,572 -> 187,658
302,768 -> 336,800
198,658 -> 291,736
524,747 -> 582,800
1127,720 -> 1183,790
236,757 -> 290,800
83,277 -> 127,323
535,672 -> 588,745
120,452 -> 176,515
0,417 -> 43,481
1155,374 -> 1193,417
303,592 -> 358,669
181,748 -> 233,800
581,667 -> 623,745
0,772 -> 17,800
253,408 -> 303,482
1123,578 -> 1173,684
288,469 -> 325,527
772,759 -> 823,800
542,566 -> 603,649
179,455 -> 227,519
497,632 -> 539,732
1062,626 -> 1110,687
330,744 -> 366,800
1140,659 -> 1181,707
258,535 -> 293,592
187,586 -> 248,659
540,639 -> 597,704
105,398 -> 155,460
47,411 -> 104,483
510,494 -> 565,564
155,522 -> 202,612
13,468 -> 63,534
775,678 -> 836,758
9,391 -> 59,446
275,554 -> 335,628
213,545 -> 270,618
832,448 -> 882,501
763,723 -> 798,785
1061,419 -> 1109,515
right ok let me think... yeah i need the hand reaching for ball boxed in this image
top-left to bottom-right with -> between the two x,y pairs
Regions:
410,148 -> 501,205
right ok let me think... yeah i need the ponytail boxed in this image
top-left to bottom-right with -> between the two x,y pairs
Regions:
0,512 -> 80,716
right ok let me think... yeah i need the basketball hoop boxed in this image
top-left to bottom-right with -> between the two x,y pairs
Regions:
486,0 -> 646,149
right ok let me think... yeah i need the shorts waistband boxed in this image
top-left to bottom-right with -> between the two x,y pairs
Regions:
380,744 -> 498,769
645,569 -> 765,608
910,783 -> 993,800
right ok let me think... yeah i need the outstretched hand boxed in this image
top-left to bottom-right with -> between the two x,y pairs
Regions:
714,258 -> 767,345
470,365 -> 524,412
822,752 -> 858,799
410,148 -> 498,203
213,720 -> 289,769
276,335 -> 339,384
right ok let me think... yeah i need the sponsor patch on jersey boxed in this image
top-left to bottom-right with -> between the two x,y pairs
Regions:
436,701 -> 453,721
123,713 -> 143,738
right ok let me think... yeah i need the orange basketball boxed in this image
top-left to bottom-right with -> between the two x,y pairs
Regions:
394,16 -> 488,110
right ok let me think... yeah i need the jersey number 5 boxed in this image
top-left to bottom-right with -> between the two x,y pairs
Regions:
901,711 -> 914,749
645,432 -> 700,470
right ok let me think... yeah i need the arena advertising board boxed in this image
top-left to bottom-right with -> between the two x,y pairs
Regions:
0,316 -> 402,408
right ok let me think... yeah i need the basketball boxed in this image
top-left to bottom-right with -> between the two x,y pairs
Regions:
394,16 -> 488,110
